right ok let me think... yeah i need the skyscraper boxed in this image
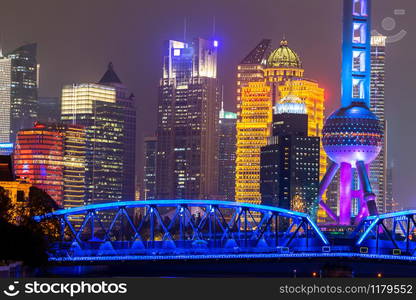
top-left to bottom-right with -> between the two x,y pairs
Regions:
234,39 -> 272,205
264,41 -> 326,204
218,103 -> 237,201
13,122 -> 86,208
61,84 -> 124,209
0,57 -> 12,143
0,43 -> 38,144
38,97 -> 61,123
235,82 -> 272,204
260,96 -> 320,217
14,123 -> 64,205
156,38 -> 220,200
235,39 -> 325,208
385,166 -> 394,213
370,34 -> 387,213
236,39 -> 272,117
98,62 -> 136,201
61,124 -> 87,210
143,136 -> 157,200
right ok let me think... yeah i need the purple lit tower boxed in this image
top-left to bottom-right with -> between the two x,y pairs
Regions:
318,0 -> 383,225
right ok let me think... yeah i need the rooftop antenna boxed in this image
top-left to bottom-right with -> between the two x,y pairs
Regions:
183,17 -> 187,42
0,32 -> 3,57
220,85 -> 225,118
212,16 -> 216,37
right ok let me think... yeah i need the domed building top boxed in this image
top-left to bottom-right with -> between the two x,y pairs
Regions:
267,39 -> 302,68
276,94 -> 307,115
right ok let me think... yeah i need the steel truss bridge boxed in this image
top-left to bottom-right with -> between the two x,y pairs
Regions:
34,200 -> 416,262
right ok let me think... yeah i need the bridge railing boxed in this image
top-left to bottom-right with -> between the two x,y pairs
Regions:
35,200 -> 329,258
353,210 -> 416,255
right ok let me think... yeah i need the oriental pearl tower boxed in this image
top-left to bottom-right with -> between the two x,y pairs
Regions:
317,0 -> 383,225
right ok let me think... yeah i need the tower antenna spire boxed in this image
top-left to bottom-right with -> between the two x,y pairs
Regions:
0,32 -> 3,57
212,16 -> 216,37
183,17 -> 187,42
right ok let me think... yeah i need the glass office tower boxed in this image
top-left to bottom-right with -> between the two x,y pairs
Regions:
0,43 -> 38,143
156,38 -> 220,200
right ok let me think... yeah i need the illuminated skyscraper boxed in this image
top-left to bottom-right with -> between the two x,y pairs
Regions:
235,39 -> 326,208
318,0 -> 383,225
61,84 -> 123,209
13,122 -> 86,208
260,95 -> 320,217
99,62 -> 136,201
264,41 -> 326,183
156,38 -> 220,200
370,35 -> 387,213
236,39 -> 272,120
143,136 -> 157,200
61,124 -> 86,209
235,82 -> 272,204
0,57 -> 12,143
14,124 -> 64,205
0,43 -> 38,143
218,104 -> 237,201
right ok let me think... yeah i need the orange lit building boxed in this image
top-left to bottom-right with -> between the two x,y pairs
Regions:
14,124 -> 64,205
235,82 -> 272,204
13,123 -> 86,208
235,39 -> 327,217
0,155 -> 31,204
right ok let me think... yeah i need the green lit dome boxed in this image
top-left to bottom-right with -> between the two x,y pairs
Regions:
267,39 -> 302,68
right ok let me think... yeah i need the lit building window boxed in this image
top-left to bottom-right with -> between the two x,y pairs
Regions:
352,51 -> 366,72
353,0 -> 367,16
353,22 -> 367,44
352,78 -> 365,99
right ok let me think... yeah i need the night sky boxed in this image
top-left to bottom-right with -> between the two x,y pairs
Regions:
1,0 -> 415,207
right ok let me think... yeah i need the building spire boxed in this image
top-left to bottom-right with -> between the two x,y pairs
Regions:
98,62 -> 122,84
0,32 -> 3,57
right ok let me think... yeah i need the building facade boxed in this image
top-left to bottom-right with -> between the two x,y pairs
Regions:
98,62 -> 136,202
0,57 -> 12,143
218,104 -> 237,201
385,166 -> 394,213
143,136 -> 157,200
61,124 -> 86,209
260,96 -> 320,217
61,84 -> 123,209
235,82 -> 272,204
156,38 -> 220,200
14,123 -> 65,206
235,39 -> 325,209
13,122 -> 86,208
0,43 -> 38,144
236,39 -> 272,122
370,35 -> 388,213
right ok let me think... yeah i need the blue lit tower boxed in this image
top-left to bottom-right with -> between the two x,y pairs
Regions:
317,0 -> 383,225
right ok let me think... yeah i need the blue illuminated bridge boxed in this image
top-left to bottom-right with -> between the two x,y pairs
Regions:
34,200 -> 416,276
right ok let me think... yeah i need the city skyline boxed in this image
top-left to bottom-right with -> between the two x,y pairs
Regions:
2,0 -> 416,281
0,0 -> 414,207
